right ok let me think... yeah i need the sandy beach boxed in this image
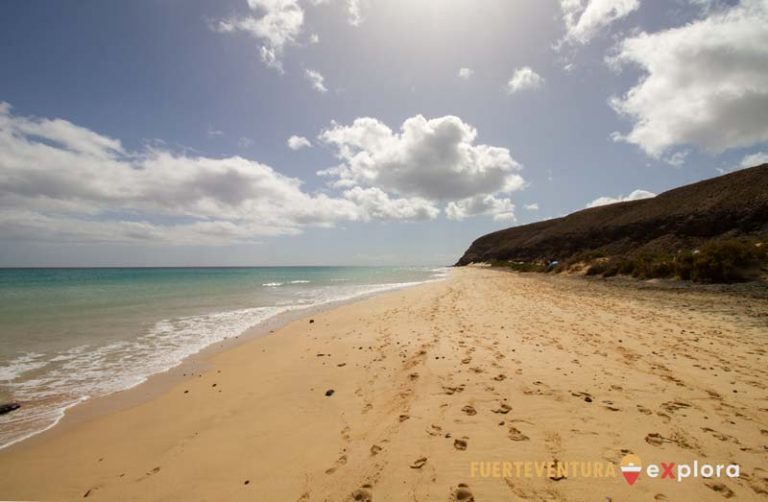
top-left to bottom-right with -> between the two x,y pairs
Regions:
1,268 -> 766,501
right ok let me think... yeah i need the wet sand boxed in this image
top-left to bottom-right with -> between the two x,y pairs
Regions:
0,268 -> 766,501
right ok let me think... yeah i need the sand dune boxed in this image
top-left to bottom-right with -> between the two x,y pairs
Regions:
1,268 -> 767,501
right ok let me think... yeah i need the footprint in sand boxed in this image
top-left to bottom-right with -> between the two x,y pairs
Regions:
426,424 -> 443,436
349,484 -> 373,502
454,438 -> 468,450
135,466 -> 161,482
636,405 -> 653,415
571,391 -> 593,402
325,454 -> 348,474
370,444 -> 382,456
645,433 -> 667,447
705,482 -> 735,498
452,483 -> 475,501
492,403 -> 512,414
461,405 -> 477,416
493,374 -> 506,381
660,401 -> 692,414
410,457 -> 428,469
508,427 -> 530,441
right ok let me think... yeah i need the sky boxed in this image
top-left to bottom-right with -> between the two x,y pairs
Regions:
0,0 -> 766,266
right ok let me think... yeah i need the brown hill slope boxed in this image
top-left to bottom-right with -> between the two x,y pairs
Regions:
456,164 -> 768,267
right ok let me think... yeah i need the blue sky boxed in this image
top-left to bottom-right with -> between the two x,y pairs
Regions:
0,0 -> 766,266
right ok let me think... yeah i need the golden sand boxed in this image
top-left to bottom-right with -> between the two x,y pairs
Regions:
1,268 -> 766,501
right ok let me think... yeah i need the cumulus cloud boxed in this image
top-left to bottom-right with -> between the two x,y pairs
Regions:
0,103 -> 440,244
318,115 -> 524,204
586,189 -> 656,208
458,67 -> 474,79
524,203 -> 540,211
305,69 -> 328,93
609,0 -> 768,157
287,135 -> 312,150
445,195 -> 516,221
342,187 -> 438,221
0,104 -> 527,245
559,0 -> 639,44
505,67 -> 544,94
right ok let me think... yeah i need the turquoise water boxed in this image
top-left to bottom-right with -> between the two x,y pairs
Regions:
0,266 -> 446,448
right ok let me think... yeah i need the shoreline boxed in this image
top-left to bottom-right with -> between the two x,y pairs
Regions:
0,275 -> 444,454
1,267 -> 766,501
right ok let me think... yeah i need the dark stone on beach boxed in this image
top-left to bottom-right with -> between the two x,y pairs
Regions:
244,480 -> 250,485
0,402 -> 21,415
584,396 -> 593,403
309,319 -> 315,324
325,389 -> 335,396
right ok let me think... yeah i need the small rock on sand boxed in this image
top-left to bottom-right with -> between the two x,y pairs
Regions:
0,403 -> 21,415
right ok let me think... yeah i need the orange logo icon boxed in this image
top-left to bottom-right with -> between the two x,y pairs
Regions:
620,454 -> 642,486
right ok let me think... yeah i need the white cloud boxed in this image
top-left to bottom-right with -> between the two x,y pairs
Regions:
342,187 -> 438,221
0,103 -> 440,245
445,195 -> 516,222
506,67 -> 544,94
215,0 -> 306,71
663,150 -> 689,167
287,135 -> 312,150
740,151 -> 768,168
0,105 -> 524,244
213,0 -> 365,69
458,67 -> 474,79
305,69 -> 328,93
559,0 -> 639,44
609,0 -> 768,157
586,189 -> 656,208
0,102 -> 124,158
238,136 -> 255,148
207,126 -> 224,137
318,115 -> 524,202
345,0 -> 365,26
524,203 -> 539,211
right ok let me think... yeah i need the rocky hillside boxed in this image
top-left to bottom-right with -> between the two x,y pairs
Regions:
456,164 -> 768,268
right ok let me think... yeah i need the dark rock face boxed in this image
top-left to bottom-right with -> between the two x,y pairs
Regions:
0,402 -> 21,415
456,164 -> 768,266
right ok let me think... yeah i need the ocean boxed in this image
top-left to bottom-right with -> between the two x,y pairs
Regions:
0,266 -> 446,449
